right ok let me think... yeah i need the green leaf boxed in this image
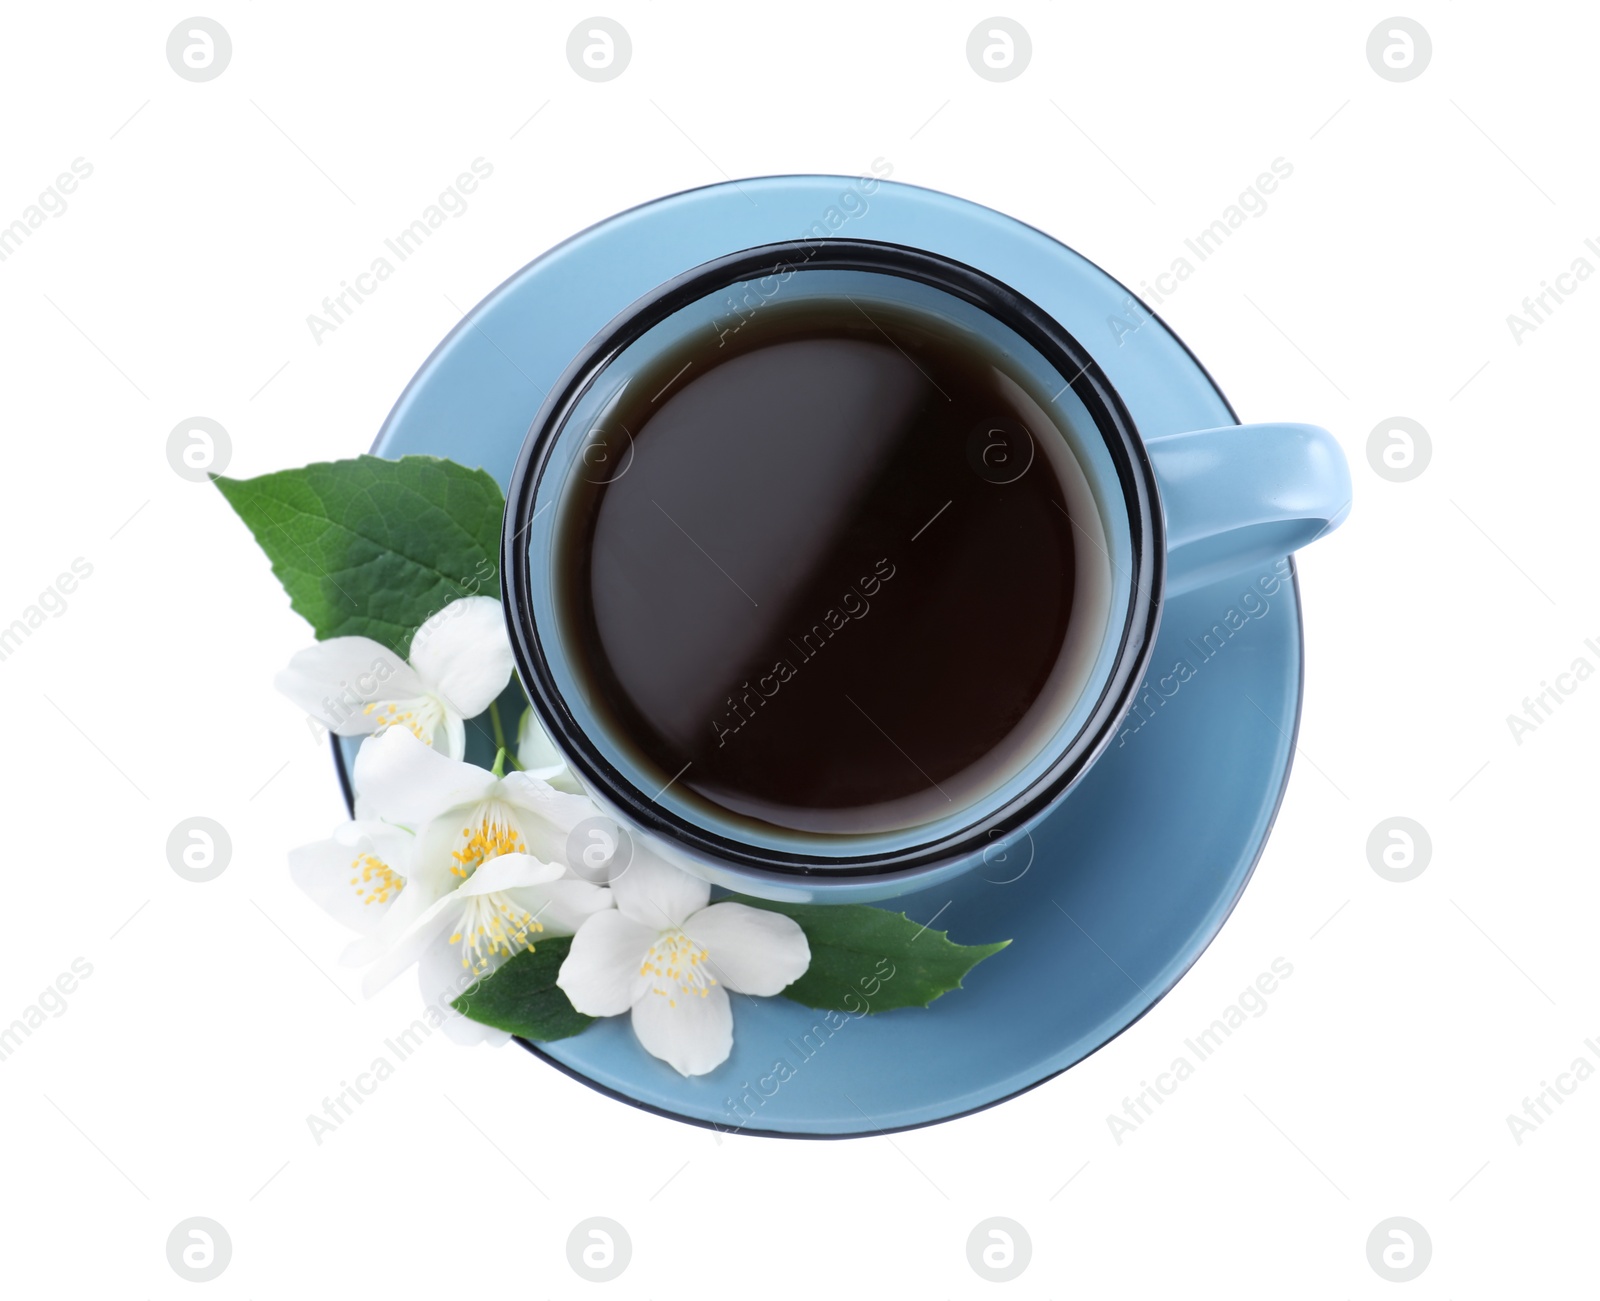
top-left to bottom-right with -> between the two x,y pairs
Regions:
734,899 -> 1008,1013
214,454 -> 504,657
451,937 -> 594,1041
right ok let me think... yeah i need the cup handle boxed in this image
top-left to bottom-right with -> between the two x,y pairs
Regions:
1144,422 -> 1351,598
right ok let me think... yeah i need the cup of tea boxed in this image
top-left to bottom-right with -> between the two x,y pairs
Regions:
502,238 -> 1349,902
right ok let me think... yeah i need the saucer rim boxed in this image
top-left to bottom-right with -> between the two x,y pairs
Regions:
337,174 -> 1306,1138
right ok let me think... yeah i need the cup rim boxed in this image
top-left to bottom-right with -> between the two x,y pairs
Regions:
502,236 -> 1165,879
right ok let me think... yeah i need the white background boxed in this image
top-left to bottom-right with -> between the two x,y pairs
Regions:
2,2 -> 1595,1295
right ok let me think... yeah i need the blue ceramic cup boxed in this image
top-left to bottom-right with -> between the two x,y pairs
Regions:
503,239 -> 1349,902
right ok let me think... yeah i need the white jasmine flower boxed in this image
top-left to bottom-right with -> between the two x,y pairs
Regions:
366,852 -> 596,1048
352,728 -> 612,1002
288,820 -> 414,965
276,596 -> 513,759
516,707 -> 579,790
557,850 -> 810,1076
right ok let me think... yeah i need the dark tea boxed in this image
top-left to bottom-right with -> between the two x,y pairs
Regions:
553,294 -> 1111,838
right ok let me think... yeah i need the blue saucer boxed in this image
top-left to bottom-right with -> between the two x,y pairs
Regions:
349,177 -> 1303,1137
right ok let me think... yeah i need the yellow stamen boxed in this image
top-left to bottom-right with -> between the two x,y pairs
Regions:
349,852 -> 403,906
361,695 -> 443,746
639,931 -> 717,1007
450,810 -> 526,880
448,894 -> 545,975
